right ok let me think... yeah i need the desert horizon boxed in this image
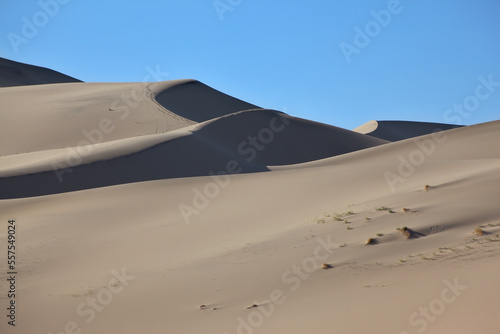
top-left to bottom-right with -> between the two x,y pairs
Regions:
1,54 -> 499,334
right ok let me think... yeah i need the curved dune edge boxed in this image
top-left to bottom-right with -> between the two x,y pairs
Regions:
0,81 -> 197,156
0,129 -> 194,177
155,80 -> 260,122
0,79 -> 263,157
0,109 -> 387,198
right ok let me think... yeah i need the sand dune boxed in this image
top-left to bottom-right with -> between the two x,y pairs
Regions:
0,109 -> 386,198
277,120 -> 500,172
1,60 -> 499,334
1,128 -> 499,333
0,78 -> 264,156
0,80 -> 194,156
354,120 -> 463,141
0,57 -> 81,87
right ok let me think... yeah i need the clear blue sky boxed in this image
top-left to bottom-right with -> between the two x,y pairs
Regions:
2,0 -> 499,129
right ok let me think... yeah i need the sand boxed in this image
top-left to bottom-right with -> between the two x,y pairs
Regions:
1,59 -> 499,334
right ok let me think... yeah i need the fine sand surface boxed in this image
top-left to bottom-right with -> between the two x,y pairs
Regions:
1,60 -> 499,334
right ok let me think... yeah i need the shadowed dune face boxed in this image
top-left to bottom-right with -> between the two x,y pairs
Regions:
0,57 -> 82,87
0,109 -> 387,199
191,110 -> 388,166
353,120 -> 464,141
155,80 -> 259,122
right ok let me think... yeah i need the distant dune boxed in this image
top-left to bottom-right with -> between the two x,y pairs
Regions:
0,57 -> 82,87
1,59 -> 499,334
353,120 -> 463,141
